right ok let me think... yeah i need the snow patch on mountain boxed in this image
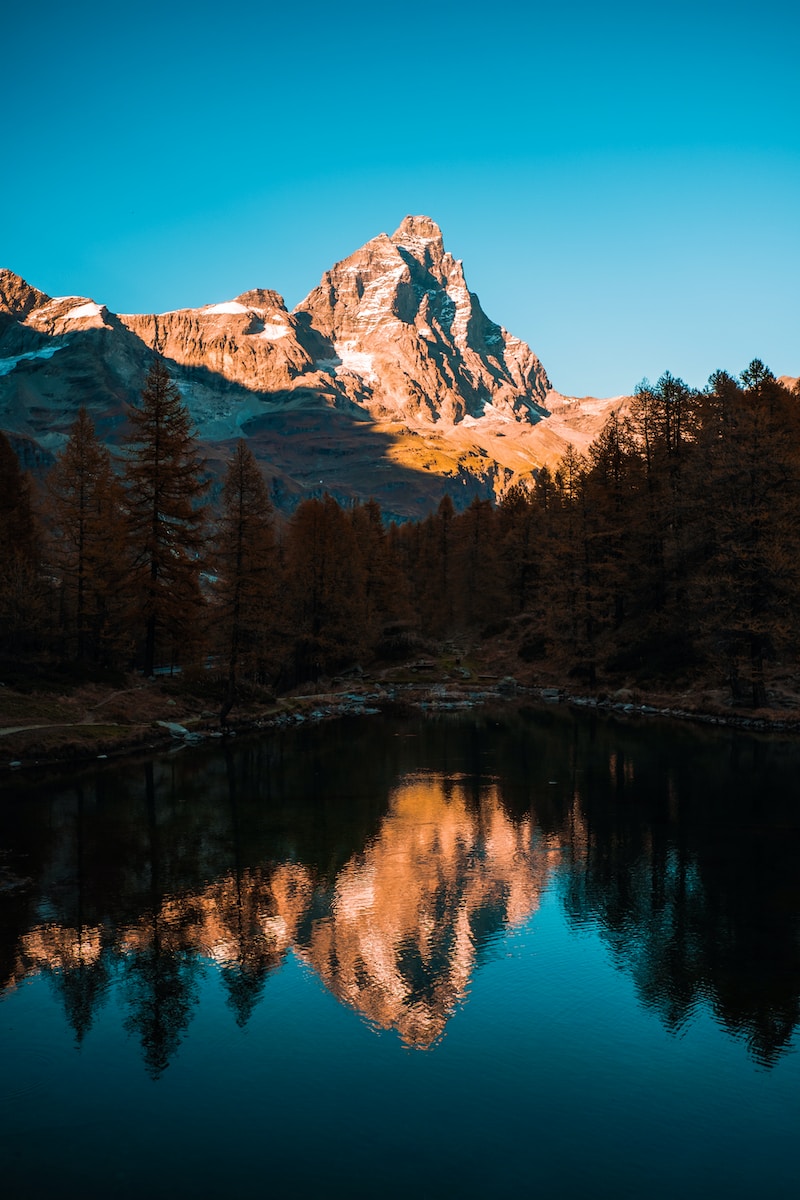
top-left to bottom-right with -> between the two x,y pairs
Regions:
63,301 -> 104,320
460,403 -> 516,428
334,343 -> 377,380
0,219 -> 634,518
0,343 -> 67,376
204,301 -> 263,316
343,257 -> 409,332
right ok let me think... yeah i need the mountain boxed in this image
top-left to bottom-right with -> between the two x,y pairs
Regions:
298,214 -> 551,422
0,218 -> 626,517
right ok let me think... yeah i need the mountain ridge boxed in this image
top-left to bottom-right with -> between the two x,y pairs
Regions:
1,220 -> 627,516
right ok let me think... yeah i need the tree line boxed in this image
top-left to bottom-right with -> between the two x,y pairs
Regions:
1,357 -> 798,710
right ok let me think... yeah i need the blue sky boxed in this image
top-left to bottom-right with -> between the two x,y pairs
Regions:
3,0 -> 798,396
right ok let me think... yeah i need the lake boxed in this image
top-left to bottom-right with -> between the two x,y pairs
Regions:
1,705 -> 799,1198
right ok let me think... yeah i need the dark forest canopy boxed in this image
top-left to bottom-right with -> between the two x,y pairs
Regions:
2,359 -> 800,713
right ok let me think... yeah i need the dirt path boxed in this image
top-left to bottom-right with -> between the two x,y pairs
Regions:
0,721 -> 104,737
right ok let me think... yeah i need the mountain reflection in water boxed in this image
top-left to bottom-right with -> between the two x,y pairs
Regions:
304,776 -> 562,1046
1,708 -> 799,1074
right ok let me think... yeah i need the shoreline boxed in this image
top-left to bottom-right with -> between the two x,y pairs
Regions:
4,673 -> 800,772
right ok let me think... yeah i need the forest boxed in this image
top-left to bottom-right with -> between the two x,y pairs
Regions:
1,357 -> 799,714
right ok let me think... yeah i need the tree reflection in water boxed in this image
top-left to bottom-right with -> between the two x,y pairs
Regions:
1,708 -> 799,1070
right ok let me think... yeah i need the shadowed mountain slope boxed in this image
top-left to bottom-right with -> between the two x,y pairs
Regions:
1,220 -> 627,517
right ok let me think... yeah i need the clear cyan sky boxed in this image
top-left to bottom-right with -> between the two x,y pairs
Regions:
3,0 -> 798,398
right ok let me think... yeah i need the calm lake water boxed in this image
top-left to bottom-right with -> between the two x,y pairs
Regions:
1,705 -> 799,1198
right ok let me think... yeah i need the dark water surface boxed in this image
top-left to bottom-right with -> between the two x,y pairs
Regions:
1,706 -> 799,1198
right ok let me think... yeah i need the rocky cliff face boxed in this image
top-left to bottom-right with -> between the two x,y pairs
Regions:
297,215 -> 551,425
0,270 -> 50,325
0,223 -> 623,517
119,289 -> 315,395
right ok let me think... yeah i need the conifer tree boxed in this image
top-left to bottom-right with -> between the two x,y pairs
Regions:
282,494 -> 367,682
630,373 -> 699,631
0,432 -> 36,552
453,496 -> 502,629
0,431 -> 46,653
214,440 -> 275,721
546,445 -> 598,683
496,477 -> 542,614
122,358 -> 208,676
46,408 -> 128,663
584,410 -> 644,635
692,363 -> 800,705
413,494 -> 456,638
496,472 -> 558,659
349,499 -> 410,643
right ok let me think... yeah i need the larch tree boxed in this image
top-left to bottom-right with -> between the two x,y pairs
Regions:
583,410 -> 644,635
0,431 -> 46,653
497,482 -> 538,617
122,358 -> 208,676
46,408 -> 128,663
453,496 -> 501,630
692,362 -> 800,706
497,471 -> 557,660
413,494 -> 456,638
281,494 -> 367,683
349,499 -> 411,644
214,440 -> 275,722
546,444 -> 597,683
630,373 -> 699,634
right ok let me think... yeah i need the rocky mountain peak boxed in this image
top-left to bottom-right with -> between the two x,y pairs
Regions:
394,214 -> 442,240
295,217 -> 551,425
0,269 -> 51,320
234,288 -> 287,316
2,218 -> 602,518
391,215 -> 445,270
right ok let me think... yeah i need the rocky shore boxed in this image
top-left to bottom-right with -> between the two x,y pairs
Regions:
3,664 -> 800,773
